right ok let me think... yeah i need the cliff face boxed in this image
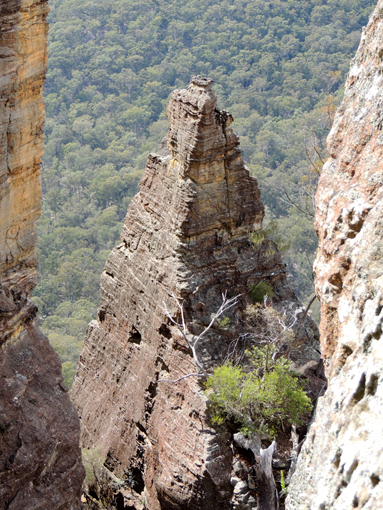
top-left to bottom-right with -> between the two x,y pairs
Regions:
0,1 -> 84,508
0,0 -> 45,293
71,76 -> 319,510
287,3 -> 383,509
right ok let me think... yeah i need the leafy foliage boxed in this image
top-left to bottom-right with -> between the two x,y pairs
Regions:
82,448 -> 105,484
35,0 -> 376,376
216,316 -> 232,329
206,301 -> 312,436
248,282 -> 274,304
205,346 -> 312,438
249,220 -> 291,254
280,470 -> 287,495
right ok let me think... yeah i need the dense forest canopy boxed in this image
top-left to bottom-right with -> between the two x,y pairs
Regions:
34,0 -> 376,386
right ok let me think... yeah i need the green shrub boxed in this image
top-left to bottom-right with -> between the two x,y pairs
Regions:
280,470 -> 287,495
82,448 -> 105,484
248,282 -> 273,303
205,346 -> 312,438
249,220 -> 290,256
216,316 -> 231,329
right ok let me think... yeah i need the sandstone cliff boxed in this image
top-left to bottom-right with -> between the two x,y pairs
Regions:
72,76 -> 319,510
0,1 -> 84,508
287,3 -> 383,509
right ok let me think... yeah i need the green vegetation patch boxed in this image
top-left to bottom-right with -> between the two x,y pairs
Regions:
205,346 -> 312,438
36,0 -> 376,375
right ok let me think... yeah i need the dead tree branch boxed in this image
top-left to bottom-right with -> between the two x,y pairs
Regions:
234,433 -> 279,510
243,298 -> 302,370
277,185 -> 315,218
159,291 -> 240,383
295,294 -> 317,340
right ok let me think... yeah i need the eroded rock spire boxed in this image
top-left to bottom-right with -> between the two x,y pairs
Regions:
72,76 -> 319,509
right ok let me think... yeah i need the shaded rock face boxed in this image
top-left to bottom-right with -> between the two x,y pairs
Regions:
72,77 -> 319,510
287,3 -> 383,509
0,1 -> 84,508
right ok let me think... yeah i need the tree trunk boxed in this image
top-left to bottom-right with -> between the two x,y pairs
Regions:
256,441 -> 279,510
234,433 -> 279,510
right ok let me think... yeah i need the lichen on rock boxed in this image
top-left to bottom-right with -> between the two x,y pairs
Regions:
287,3 -> 383,508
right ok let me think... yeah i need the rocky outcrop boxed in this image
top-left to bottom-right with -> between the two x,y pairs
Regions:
287,3 -> 383,509
72,76 -> 319,510
0,1 -> 84,508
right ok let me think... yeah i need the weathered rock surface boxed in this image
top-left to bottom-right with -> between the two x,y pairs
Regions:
287,3 -> 383,509
72,76 -> 319,510
0,1 -> 84,508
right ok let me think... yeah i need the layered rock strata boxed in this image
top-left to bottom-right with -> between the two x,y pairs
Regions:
72,76 -> 319,510
287,3 -> 383,508
0,1 -> 84,508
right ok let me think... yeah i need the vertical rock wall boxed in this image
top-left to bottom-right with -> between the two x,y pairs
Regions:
287,3 -> 383,508
0,1 -> 84,508
72,77 -> 319,510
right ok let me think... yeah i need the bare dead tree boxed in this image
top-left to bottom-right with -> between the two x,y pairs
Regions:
276,129 -> 325,219
294,294 -> 317,340
281,294 -> 320,363
159,291 -> 240,383
255,440 -> 279,510
234,433 -> 279,510
223,332 -> 250,365
244,297 -> 301,370
276,183 -> 315,218
223,297 -> 304,371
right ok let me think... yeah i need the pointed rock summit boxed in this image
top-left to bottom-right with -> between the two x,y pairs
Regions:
72,76 -> 319,509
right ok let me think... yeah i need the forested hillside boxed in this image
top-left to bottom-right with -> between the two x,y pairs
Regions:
33,0 -> 376,386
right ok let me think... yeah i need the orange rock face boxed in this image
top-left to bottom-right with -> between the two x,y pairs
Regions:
72,77 -> 319,510
0,1 -> 84,508
287,3 -> 383,509
0,0 -> 47,293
